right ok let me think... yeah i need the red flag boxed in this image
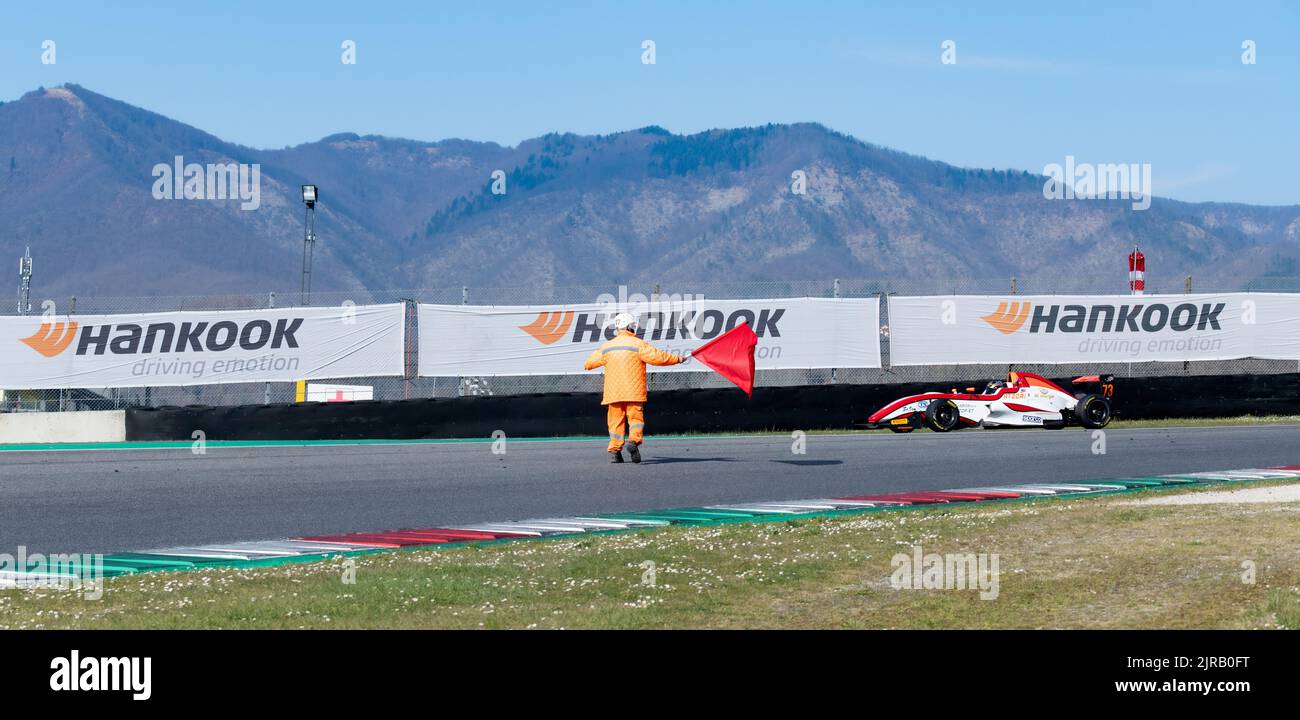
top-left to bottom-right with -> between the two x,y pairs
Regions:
691,321 -> 758,395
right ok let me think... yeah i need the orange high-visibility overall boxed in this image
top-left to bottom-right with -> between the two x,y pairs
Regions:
583,329 -> 684,452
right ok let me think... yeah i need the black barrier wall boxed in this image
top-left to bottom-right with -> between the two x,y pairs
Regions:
123,373 -> 1300,441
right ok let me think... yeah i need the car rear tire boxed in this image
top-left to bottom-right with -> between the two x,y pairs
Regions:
1076,394 -> 1112,429
924,399 -> 961,432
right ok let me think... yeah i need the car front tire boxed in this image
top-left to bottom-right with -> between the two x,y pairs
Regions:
924,399 -> 961,432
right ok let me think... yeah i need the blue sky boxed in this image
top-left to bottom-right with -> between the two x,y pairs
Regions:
2,1 -> 1297,204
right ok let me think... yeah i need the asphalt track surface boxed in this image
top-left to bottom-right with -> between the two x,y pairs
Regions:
2,425 -> 1298,553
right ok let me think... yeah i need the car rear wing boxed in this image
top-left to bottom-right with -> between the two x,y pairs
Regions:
1071,374 -> 1116,400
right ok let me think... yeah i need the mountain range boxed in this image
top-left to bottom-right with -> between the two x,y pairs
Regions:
1,84 -> 1297,302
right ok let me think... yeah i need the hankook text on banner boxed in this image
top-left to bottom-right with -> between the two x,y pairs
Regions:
888,293 -> 1300,365
2,304 -> 406,389
417,298 -> 880,376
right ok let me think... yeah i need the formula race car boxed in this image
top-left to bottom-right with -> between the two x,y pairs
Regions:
866,372 -> 1114,433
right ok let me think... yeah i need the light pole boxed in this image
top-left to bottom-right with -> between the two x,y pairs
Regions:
300,185 -> 318,305
18,246 -> 32,314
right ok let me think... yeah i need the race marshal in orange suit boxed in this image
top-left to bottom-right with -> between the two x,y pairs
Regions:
583,313 -> 687,463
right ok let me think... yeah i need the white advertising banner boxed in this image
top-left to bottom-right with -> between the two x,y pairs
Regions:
888,293 -> 1300,365
418,298 -> 880,376
0,304 -> 406,389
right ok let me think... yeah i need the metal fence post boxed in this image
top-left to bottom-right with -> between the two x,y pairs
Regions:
1184,277 -> 1192,373
265,292 -> 275,404
62,297 -> 77,411
458,286 -> 469,397
403,298 -> 417,400
831,279 -> 840,383
880,291 -> 892,376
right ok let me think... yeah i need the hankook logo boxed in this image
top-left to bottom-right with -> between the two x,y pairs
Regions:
981,302 -> 1031,335
518,311 -> 574,345
20,320 -> 79,357
18,318 -> 303,357
979,300 -> 1225,334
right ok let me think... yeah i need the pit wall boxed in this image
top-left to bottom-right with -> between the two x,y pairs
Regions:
0,410 -> 127,443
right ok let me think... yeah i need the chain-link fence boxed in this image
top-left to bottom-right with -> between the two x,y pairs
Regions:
5,276 -> 1299,412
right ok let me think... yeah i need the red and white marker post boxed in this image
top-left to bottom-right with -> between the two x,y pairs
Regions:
1128,247 -> 1146,296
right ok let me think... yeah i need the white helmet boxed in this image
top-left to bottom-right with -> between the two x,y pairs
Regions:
612,313 -> 636,330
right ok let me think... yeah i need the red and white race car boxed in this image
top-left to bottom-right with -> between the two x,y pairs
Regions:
866,372 -> 1114,433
